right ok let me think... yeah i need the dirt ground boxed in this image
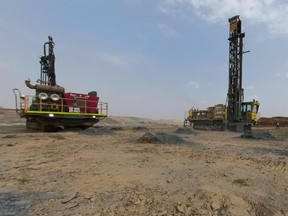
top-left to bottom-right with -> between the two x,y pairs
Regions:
0,109 -> 288,216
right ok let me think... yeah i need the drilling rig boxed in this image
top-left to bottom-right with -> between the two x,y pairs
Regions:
226,15 -> 260,131
184,15 -> 259,131
13,36 -> 108,131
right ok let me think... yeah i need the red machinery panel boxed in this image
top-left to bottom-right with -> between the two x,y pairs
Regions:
63,92 -> 99,113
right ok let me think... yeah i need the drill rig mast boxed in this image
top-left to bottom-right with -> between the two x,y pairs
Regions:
227,15 -> 245,124
184,15 -> 260,131
39,36 -> 56,86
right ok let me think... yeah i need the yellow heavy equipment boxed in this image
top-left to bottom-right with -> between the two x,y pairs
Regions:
184,100 -> 260,130
184,15 -> 260,131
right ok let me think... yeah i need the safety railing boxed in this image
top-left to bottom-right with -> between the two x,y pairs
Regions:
20,95 -> 108,116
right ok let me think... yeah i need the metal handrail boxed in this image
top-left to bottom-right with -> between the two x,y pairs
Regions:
21,95 -> 108,115
12,88 -> 22,114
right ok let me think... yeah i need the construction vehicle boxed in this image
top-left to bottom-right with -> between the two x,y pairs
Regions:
184,104 -> 227,130
184,15 -> 260,131
184,100 -> 260,130
13,36 -> 108,131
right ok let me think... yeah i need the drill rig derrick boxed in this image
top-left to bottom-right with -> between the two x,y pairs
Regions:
39,36 -> 56,86
184,15 -> 259,131
227,15 -> 245,124
226,15 -> 259,131
24,36 -> 65,96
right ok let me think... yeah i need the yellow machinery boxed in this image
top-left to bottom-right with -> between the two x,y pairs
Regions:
241,100 -> 260,125
184,16 -> 260,131
184,104 -> 227,130
184,100 -> 260,130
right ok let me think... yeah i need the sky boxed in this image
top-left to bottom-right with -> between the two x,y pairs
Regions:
0,0 -> 288,120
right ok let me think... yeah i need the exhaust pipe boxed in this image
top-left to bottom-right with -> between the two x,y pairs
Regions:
25,80 -> 65,94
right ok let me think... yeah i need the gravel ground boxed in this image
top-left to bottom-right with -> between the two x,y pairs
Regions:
0,109 -> 288,216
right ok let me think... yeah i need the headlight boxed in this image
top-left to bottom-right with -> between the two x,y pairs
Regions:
51,94 -> 60,101
38,92 -> 48,100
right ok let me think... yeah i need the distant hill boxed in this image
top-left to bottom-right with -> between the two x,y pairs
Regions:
258,116 -> 288,127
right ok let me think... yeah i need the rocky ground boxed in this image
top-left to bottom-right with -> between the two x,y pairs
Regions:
0,108 -> 288,216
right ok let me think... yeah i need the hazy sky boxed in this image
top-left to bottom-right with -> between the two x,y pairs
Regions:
0,0 -> 288,119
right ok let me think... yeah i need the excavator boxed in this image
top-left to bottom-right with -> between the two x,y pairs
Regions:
184,16 -> 260,131
13,36 -> 108,131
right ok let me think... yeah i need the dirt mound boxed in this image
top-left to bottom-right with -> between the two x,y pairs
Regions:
66,185 -> 277,216
138,132 -> 162,144
175,127 -> 196,134
240,131 -> 275,140
79,127 -> 115,136
109,126 -> 124,131
100,117 -> 121,124
138,132 -> 185,144
132,126 -> 148,131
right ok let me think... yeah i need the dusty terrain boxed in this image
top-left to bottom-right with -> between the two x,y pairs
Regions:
0,108 -> 288,216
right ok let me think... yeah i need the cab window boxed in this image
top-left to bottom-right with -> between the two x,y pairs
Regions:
253,105 -> 259,113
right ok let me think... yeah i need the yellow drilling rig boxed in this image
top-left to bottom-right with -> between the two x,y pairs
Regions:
184,15 -> 260,131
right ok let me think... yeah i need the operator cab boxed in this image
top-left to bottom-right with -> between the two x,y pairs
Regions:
241,100 -> 260,124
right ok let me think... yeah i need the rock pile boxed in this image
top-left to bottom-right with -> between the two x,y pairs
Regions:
175,127 -> 196,135
79,127 -> 115,136
138,132 -> 185,144
132,126 -> 148,131
240,131 -> 275,140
